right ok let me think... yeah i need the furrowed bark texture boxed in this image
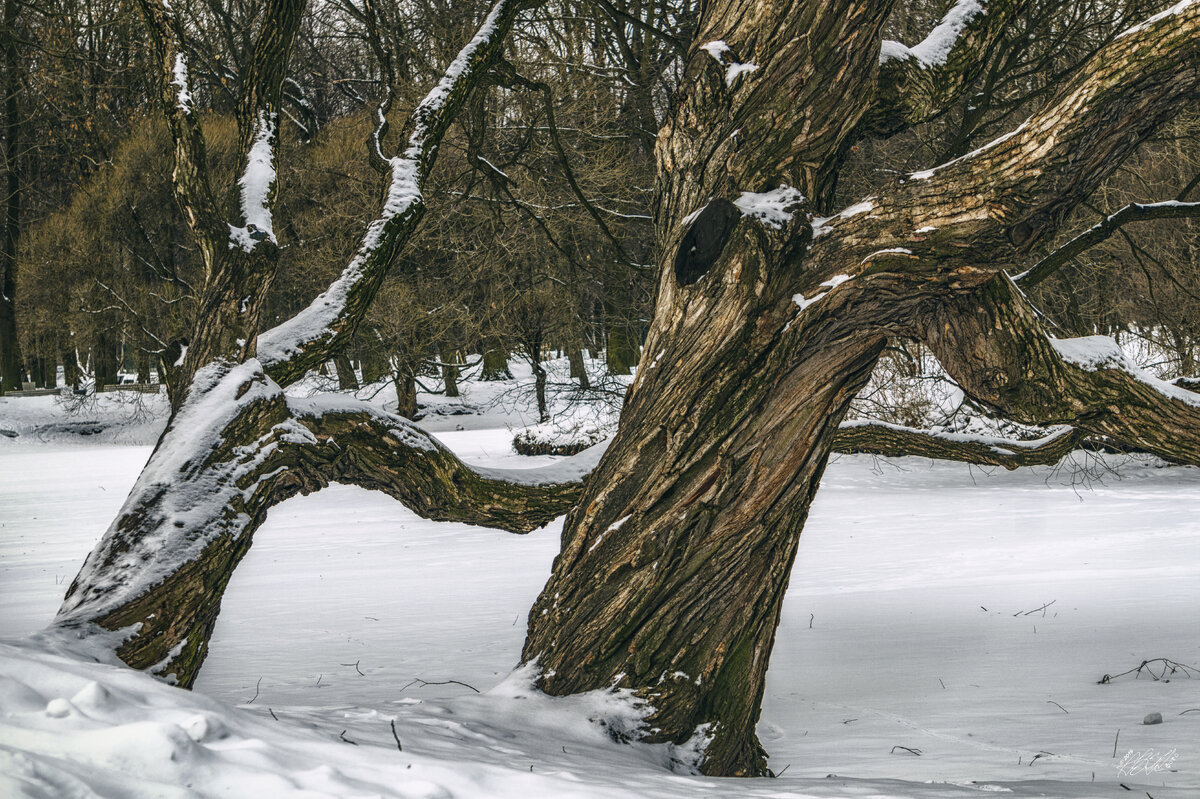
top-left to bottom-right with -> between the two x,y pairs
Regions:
524,0 -> 899,776
860,0 -> 1030,139
832,419 -> 1085,468
56,362 -> 585,687
523,0 -> 1200,778
924,277 -> 1200,464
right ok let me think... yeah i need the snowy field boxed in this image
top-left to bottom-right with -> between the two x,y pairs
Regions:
1,376 -> 1198,798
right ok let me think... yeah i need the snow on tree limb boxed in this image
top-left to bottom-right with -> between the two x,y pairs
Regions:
862,0 -> 1026,138
879,0 -> 986,67
257,0 -> 524,384
229,112 -> 279,251
55,356 -> 588,685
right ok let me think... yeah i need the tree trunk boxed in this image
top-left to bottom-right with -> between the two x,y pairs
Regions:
61,341 -> 80,391
94,332 -> 119,390
136,347 -> 151,385
532,359 -> 549,423
0,0 -> 21,395
567,342 -> 590,390
605,321 -> 636,375
524,221 -> 887,775
334,352 -> 359,389
392,367 -> 418,419
441,347 -> 460,398
481,338 -> 512,380
359,345 -> 388,383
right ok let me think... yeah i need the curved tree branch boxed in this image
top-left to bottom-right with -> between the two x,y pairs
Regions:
55,360 -> 590,687
923,275 -> 1200,466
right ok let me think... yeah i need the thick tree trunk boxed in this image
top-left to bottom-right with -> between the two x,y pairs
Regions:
524,208 -> 887,775
481,339 -> 512,380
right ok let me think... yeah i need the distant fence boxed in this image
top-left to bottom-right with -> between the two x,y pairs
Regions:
99,383 -> 163,395
1,387 -> 60,397
2,383 -> 164,398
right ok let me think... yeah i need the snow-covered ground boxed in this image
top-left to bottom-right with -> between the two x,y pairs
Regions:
1,371 -> 1198,798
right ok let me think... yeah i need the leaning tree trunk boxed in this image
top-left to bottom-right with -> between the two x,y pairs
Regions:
523,0 -> 1200,778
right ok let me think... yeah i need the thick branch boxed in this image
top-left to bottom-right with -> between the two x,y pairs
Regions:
833,419 -> 1084,468
861,0 -> 1029,138
56,359 -> 588,686
257,0 -> 533,385
1017,200 -> 1200,287
804,2 -> 1200,310
924,275 -> 1200,466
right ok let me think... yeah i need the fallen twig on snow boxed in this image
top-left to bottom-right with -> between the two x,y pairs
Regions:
1098,658 -> 1198,684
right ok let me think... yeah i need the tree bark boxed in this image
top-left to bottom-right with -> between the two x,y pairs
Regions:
523,0 -> 1200,778
334,352 -> 359,389
567,342 -> 590,390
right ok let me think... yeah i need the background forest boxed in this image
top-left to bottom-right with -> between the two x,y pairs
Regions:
1,0 -> 1197,424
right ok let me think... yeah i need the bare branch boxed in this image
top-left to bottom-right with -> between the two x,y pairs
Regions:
1016,201 -> 1200,287
258,0 -> 536,385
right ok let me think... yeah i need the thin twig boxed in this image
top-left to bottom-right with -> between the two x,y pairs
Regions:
247,676 -> 262,704
390,719 -> 402,751
398,677 -> 481,694
1047,700 -> 1069,714
339,730 -> 358,745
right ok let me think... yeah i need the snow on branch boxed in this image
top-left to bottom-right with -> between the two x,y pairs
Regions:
1117,0 -> 1196,39
172,52 -> 192,113
229,112 -> 279,252
879,0 -> 986,67
257,0 -> 518,381
834,418 -> 1082,468
1049,335 -> 1200,408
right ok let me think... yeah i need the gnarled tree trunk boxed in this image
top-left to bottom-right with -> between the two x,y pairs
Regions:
522,0 -> 1200,777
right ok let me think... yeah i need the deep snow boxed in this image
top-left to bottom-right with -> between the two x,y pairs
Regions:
1,377 -> 1198,798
